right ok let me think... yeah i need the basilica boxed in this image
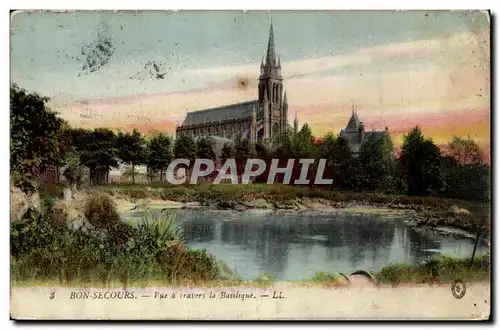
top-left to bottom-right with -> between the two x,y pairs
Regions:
175,22 -> 292,145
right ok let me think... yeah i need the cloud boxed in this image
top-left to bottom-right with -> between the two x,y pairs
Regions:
52,27 -> 490,152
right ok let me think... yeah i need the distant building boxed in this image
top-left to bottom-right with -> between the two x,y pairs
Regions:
340,107 -> 390,157
175,22 -> 292,145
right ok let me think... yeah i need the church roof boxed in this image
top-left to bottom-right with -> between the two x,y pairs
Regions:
364,131 -> 388,141
345,111 -> 361,132
181,100 -> 259,126
340,131 -> 362,153
340,130 -> 388,154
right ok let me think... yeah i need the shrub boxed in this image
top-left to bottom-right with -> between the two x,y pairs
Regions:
138,211 -> 185,248
156,246 -> 220,282
254,274 -> 276,285
83,194 -> 120,229
312,271 -> 340,283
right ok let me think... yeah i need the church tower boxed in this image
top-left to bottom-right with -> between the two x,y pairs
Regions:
259,21 -> 285,143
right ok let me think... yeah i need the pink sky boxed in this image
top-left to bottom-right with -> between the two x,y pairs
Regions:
50,27 -> 490,154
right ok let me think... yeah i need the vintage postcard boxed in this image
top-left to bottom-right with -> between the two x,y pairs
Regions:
9,10 -> 491,320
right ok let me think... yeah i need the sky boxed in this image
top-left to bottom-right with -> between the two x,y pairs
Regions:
10,10 -> 491,155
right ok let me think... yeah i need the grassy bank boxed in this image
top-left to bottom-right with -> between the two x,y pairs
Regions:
11,255 -> 490,289
87,183 -> 490,233
11,195 -> 227,287
375,255 -> 490,285
94,182 -> 472,208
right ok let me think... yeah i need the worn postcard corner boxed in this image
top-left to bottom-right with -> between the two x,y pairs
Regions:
10,10 -> 490,321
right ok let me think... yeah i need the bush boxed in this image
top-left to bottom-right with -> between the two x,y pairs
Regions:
138,211 -> 185,248
254,274 -> 276,285
376,256 -> 490,285
83,194 -> 120,229
312,271 -> 340,283
11,205 -> 225,286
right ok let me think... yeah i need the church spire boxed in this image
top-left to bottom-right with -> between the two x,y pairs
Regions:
293,109 -> 298,134
283,90 -> 287,105
266,20 -> 276,66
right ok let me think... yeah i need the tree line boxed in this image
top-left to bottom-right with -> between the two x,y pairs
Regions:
11,84 -> 490,202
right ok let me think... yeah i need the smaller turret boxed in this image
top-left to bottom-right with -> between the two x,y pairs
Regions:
251,105 -> 257,141
359,121 -> 365,141
293,110 -> 298,134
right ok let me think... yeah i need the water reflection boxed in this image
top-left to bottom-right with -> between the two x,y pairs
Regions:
170,210 -> 489,281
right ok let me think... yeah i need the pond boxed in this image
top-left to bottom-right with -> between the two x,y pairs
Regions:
124,209 -> 489,281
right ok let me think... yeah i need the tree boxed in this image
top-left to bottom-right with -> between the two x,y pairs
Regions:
447,135 -> 485,166
271,133 -> 293,159
332,136 -> 359,190
234,136 -> 255,180
117,129 -> 146,184
74,128 -> 119,185
358,133 -> 397,193
220,143 -> 234,165
291,123 -> 314,159
254,140 -> 269,160
317,134 -> 357,190
10,84 -> 66,199
173,135 -> 196,179
196,137 -> 216,161
441,136 -> 489,201
62,151 -> 84,199
146,133 -> 172,182
400,126 -> 443,196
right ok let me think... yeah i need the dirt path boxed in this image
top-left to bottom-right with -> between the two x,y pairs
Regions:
11,282 -> 490,320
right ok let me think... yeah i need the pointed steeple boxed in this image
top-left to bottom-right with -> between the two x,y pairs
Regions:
283,90 -> 287,105
293,111 -> 299,134
346,104 -> 361,132
266,19 -> 276,66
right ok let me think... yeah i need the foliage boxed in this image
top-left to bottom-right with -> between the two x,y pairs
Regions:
312,271 -> 341,283
234,136 -> 255,178
196,137 -> 216,161
62,151 -> 84,186
11,203 -> 222,285
254,140 -> 269,159
291,123 -> 314,158
319,135 -> 358,190
10,84 -> 66,192
220,143 -> 234,165
138,211 -> 185,248
358,133 -> 397,193
376,255 -> 490,285
400,127 -> 443,196
146,133 -> 172,181
72,128 -> 119,185
447,135 -> 485,166
117,129 -> 147,184
254,274 -> 277,285
173,135 -> 196,168
83,194 -> 121,229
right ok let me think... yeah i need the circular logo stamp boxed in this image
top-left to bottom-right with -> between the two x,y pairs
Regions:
451,280 -> 466,299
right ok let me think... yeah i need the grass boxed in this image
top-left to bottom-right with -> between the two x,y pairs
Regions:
10,196 -> 223,287
12,254 -> 490,289
375,255 -> 490,285
95,182 -> 483,210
